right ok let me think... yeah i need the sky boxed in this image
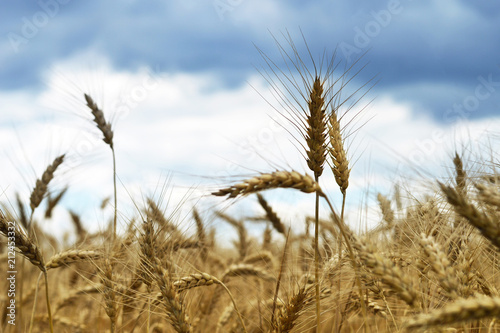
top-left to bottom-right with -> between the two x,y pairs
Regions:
1,1 -> 499,245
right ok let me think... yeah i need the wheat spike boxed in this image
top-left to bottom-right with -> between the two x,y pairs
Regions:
305,76 -> 327,178
354,239 -> 418,307
15,192 -> 29,228
418,234 -> 460,299
55,284 -> 102,312
173,272 -> 221,292
46,250 -> 101,270
147,197 -> 179,234
212,170 -> 321,198
216,212 -> 248,259
243,251 -> 274,267
152,256 -> 192,333
377,193 -> 395,226
44,187 -> 68,219
276,285 -> 309,333
221,264 -> 275,282
256,193 -> 286,234
100,259 -> 117,332
139,219 -> 156,288
84,93 -> 114,148
328,112 -> 350,194
0,211 -> 45,271
407,295 -> 500,330
440,182 -> 500,251
476,183 -> 500,208
30,154 -> 65,212
68,210 -> 87,240
453,152 -> 467,196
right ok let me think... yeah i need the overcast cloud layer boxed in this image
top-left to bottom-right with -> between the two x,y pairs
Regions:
1,1 -> 499,242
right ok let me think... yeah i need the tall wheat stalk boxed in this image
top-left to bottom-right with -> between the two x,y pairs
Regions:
22,155 -> 64,333
255,31 -> 374,332
84,94 -> 117,242
29,154 -> 65,226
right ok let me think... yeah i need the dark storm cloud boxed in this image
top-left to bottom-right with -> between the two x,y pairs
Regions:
1,1 -> 499,120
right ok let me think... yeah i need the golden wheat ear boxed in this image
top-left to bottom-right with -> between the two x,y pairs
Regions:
44,187 -> 68,219
276,285 -> 310,333
84,93 -> 118,241
440,182 -> 500,251
305,76 -> 328,178
0,212 -> 46,271
256,193 -> 286,235
407,295 -> 500,330
30,154 -> 65,213
212,170 -> 321,198
84,93 -> 114,148
328,111 -> 350,194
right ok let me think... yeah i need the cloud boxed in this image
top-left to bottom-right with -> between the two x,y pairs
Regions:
2,1 -> 500,245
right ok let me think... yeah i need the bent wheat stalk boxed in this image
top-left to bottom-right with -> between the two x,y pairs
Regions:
303,75 -> 328,333
407,295 -> 500,330
29,154 -> 65,221
45,250 -> 102,270
212,170 -> 321,198
440,182 -> 500,251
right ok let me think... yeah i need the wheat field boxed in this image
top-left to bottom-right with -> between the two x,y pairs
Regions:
1,37 -> 500,333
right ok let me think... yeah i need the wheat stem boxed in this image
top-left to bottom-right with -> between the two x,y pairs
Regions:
320,193 -> 368,325
112,146 -> 117,242
314,180 -> 321,333
44,271 -> 54,333
29,272 -> 43,333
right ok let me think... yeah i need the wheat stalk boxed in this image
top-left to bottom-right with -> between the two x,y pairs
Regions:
440,182 -> 500,251
100,259 -> 117,333
212,170 -> 321,198
84,93 -> 117,242
305,76 -> 328,178
453,152 -> 467,196
377,193 -> 395,226
418,234 -> 460,299
354,239 -> 418,308
0,211 -> 45,271
276,285 -> 310,333
476,183 -> 500,207
243,251 -> 274,267
139,219 -> 156,288
221,264 -> 276,283
147,197 -> 179,234
1,210 -> 55,333
407,295 -> 500,330
151,256 -> 192,333
84,93 -> 114,147
192,208 -> 208,259
44,187 -> 68,219
328,112 -> 350,195
216,212 -> 248,259
173,272 -> 219,292
68,210 -> 87,241
256,193 -> 286,235
55,284 -> 102,312
46,250 -> 101,270
29,154 -> 65,214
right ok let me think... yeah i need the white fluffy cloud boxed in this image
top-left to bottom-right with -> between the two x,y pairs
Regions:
1,55 -> 499,246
